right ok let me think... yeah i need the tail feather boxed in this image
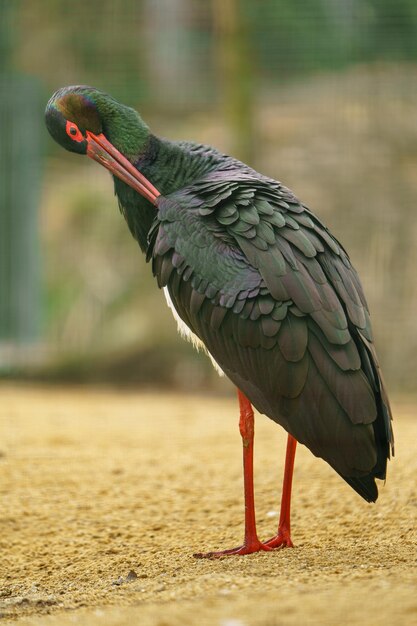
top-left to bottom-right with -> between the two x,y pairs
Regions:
340,473 -> 378,503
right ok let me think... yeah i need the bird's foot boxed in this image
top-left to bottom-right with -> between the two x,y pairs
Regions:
263,525 -> 294,549
194,538 -> 271,559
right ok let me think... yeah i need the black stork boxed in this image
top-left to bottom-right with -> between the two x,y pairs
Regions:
45,86 -> 394,558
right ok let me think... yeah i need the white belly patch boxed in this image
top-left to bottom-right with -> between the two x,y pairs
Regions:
163,287 -> 224,376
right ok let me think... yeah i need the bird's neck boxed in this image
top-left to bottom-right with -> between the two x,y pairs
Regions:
114,134 -> 226,252
97,95 -> 150,160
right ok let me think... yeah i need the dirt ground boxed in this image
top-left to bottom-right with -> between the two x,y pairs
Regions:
0,384 -> 416,626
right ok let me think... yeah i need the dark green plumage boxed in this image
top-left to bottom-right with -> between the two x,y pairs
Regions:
148,171 -> 393,499
45,86 -> 394,503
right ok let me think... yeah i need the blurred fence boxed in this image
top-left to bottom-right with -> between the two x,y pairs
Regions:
0,2 -> 42,366
1,0 -> 416,391
0,76 -> 42,346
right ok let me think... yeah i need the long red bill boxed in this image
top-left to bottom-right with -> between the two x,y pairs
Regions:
86,131 -> 160,205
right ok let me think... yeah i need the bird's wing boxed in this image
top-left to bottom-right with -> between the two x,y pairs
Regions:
147,170 -> 393,497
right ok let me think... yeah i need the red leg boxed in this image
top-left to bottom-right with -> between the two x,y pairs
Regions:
194,389 -> 270,558
264,433 -> 297,549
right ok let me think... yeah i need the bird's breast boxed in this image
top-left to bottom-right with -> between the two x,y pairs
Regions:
162,287 -> 224,376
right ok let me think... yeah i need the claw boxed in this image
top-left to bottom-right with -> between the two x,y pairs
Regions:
194,540 -> 272,559
264,526 -> 294,549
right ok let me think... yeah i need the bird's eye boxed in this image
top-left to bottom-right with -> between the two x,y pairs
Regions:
65,120 -> 84,143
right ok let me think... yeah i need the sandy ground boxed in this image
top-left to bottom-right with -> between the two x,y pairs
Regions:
0,384 -> 416,626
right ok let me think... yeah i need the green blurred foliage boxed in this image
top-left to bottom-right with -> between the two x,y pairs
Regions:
249,0 -> 417,76
16,0 -> 147,103
13,0 -> 417,109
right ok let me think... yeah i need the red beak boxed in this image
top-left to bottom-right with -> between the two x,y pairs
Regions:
86,131 -> 160,205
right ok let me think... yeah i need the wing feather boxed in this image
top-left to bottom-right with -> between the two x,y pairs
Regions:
147,169 -> 393,496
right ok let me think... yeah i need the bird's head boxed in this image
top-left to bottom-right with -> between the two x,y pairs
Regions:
45,85 -> 160,203
45,85 -> 103,155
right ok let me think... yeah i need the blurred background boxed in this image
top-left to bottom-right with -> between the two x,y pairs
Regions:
0,0 -> 416,393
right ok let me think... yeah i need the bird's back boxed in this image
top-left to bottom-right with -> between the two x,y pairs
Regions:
146,165 -> 393,502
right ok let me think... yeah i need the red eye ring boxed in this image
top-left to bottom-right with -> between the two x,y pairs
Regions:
66,120 -> 84,143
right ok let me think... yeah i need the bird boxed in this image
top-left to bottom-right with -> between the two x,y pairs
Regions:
45,85 -> 394,558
